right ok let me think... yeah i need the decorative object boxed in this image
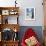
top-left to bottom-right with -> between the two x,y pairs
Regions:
2,10 -> 9,15
15,0 -> 17,7
25,36 -> 38,46
2,28 -> 13,41
21,28 -> 41,46
5,18 -> 8,24
10,11 -> 15,15
9,10 -> 18,15
25,7 -> 35,20
13,32 -> 18,41
14,28 -> 17,32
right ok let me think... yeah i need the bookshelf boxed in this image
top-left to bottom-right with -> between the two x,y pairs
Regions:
0,7 -> 20,46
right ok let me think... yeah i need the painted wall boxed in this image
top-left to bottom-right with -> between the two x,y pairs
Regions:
0,0 -> 44,26
18,0 -> 44,26
0,0 -> 44,45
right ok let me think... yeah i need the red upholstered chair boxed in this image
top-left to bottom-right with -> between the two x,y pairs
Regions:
21,28 -> 41,46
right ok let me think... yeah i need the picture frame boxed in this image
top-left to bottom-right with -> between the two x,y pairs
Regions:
25,7 -> 35,20
2,10 -> 9,15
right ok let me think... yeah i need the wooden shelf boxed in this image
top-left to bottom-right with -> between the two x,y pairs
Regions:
0,7 -> 19,24
0,40 -> 19,46
0,7 -> 19,10
0,7 -> 20,46
0,24 -> 20,32
2,40 -> 19,42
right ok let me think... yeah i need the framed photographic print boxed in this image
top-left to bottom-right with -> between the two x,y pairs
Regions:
25,7 -> 35,20
2,10 -> 9,15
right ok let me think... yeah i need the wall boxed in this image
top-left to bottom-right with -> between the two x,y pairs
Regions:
0,0 -> 44,44
18,0 -> 44,26
0,0 -> 44,26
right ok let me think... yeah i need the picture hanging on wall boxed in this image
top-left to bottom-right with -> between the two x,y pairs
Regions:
25,7 -> 35,20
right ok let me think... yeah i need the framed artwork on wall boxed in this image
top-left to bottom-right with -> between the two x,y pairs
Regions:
25,7 -> 35,20
2,10 -> 9,15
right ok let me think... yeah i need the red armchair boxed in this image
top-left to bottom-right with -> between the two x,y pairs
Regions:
21,28 -> 41,46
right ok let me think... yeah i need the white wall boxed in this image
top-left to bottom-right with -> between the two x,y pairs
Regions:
17,0 -> 44,26
0,0 -> 44,26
